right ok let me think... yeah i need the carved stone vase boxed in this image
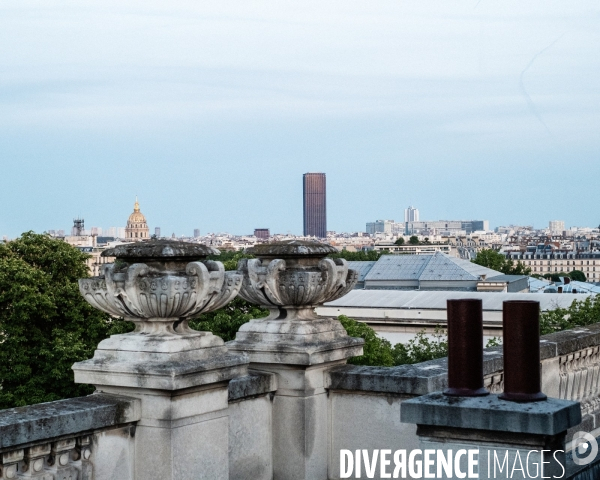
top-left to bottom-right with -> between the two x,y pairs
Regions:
227,240 -> 364,365
73,240 -> 247,390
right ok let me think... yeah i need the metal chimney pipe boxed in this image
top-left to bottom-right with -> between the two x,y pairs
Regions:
444,299 -> 488,397
499,300 -> 547,402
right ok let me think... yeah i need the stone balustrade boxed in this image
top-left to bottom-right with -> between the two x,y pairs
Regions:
3,239 -> 600,479
2,324 -> 600,479
0,394 -> 139,480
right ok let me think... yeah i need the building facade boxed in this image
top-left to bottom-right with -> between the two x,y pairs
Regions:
506,251 -> 600,281
405,219 -> 489,235
549,220 -> 565,233
303,173 -> 327,238
125,197 -> 149,241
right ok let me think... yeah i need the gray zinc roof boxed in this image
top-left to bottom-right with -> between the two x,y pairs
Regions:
324,289 -> 590,312
347,261 -> 377,282
363,252 -> 501,283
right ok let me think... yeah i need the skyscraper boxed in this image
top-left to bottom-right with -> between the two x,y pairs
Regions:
303,173 -> 327,238
404,206 -> 419,223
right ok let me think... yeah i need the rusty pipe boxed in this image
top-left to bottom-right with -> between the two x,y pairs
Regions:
499,300 -> 547,402
444,299 -> 489,397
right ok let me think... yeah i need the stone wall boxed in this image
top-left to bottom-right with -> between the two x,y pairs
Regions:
325,323 -> 600,480
3,325 -> 600,479
0,394 -> 139,480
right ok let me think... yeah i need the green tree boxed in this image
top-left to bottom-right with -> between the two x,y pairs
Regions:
540,296 -> 600,335
338,315 -> 394,366
569,270 -> 587,282
472,249 -> 531,275
409,236 -> 419,245
394,237 -> 405,246
471,249 -> 505,271
392,327 -> 448,365
338,316 -> 449,366
191,250 -> 269,340
190,296 -> 268,342
328,250 -> 383,261
0,232 -> 132,409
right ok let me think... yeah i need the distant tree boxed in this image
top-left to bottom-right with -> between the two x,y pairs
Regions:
328,250 -> 383,261
501,258 -> 532,275
409,236 -> 420,245
472,249 -> 531,275
423,237 -> 430,244
472,249 -> 505,271
394,237 -> 405,246
570,270 -> 587,282
0,233 -> 132,409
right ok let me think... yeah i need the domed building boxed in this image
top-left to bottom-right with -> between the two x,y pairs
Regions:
125,197 -> 150,241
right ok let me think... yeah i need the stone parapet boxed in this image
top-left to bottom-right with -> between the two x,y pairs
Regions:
0,393 -> 139,480
228,372 -> 278,402
0,393 -> 140,450
401,392 -> 581,436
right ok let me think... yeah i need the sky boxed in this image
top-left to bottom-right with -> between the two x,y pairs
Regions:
1,1 -> 599,238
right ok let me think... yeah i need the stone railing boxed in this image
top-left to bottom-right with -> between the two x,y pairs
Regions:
3,238 -> 599,480
3,325 -> 600,479
324,323 -> 600,479
0,394 -> 139,480
0,376 -> 278,480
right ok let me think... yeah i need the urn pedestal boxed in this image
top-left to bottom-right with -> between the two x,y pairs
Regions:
73,241 -> 248,480
227,240 -> 364,480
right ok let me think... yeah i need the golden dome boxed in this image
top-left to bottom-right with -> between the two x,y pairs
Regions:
125,197 -> 150,240
128,211 -> 147,223
127,197 -> 147,224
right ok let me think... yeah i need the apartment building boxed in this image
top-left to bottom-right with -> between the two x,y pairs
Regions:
506,252 -> 600,281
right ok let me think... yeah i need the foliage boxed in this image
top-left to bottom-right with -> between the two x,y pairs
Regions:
328,249 -> 383,261
206,250 -> 253,271
391,327 -> 448,365
409,236 -> 419,245
540,296 -> 600,335
472,249 -> 531,275
190,250 -> 269,341
394,237 -> 405,246
338,316 -> 448,366
338,315 -> 395,366
542,270 -> 587,283
0,232 -> 132,409
486,337 -> 502,348
569,270 -> 587,282
189,296 -> 269,342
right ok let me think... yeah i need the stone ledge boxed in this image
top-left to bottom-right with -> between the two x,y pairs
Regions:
326,359 -> 448,396
228,372 -> 278,402
0,393 -> 140,450
401,392 -> 581,436
326,324 -> 600,396
541,323 -> 600,357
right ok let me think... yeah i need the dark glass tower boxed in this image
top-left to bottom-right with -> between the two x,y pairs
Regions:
303,173 -> 327,238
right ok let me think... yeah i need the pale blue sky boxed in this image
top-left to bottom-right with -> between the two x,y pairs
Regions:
1,1 -> 599,237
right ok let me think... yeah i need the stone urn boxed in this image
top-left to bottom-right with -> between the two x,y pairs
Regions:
227,240 -> 364,365
73,240 -> 248,390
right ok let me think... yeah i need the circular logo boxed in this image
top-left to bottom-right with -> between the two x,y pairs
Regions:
572,431 -> 598,466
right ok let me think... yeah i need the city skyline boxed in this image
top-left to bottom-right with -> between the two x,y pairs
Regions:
1,1 -> 599,238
